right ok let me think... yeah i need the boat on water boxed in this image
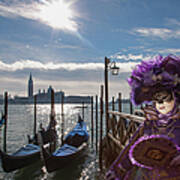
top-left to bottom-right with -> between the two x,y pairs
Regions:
0,143 -> 41,172
0,121 -> 57,172
40,116 -> 89,173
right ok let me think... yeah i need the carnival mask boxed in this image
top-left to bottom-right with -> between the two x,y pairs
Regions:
153,91 -> 175,114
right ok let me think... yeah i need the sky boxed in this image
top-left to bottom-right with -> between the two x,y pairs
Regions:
0,0 -> 180,99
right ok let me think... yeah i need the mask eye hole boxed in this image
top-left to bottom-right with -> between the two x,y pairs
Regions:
153,91 -> 173,103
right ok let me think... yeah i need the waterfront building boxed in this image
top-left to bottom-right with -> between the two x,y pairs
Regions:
1,74 -> 90,104
36,86 -> 65,103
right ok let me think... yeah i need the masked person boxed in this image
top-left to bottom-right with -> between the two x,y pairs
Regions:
106,55 -> 180,180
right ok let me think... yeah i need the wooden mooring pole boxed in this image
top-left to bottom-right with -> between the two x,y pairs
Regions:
61,93 -> 64,144
3,92 -> 8,153
118,93 -> 122,112
91,96 -> 94,147
104,57 -> 110,135
50,89 -> 56,153
99,85 -> 104,170
33,95 -> 37,137
82,101 -> 84,119
129,93 -> 133,114
95,95 -> 98,153
118,92 -> 125,142
112,96 -> 115,111
51,90 -> 55,117
130,100 -> 133,114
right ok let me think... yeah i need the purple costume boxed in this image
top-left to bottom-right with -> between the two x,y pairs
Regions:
106,55 -> 180,180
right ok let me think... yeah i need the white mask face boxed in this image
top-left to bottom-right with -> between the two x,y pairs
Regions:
155,99 -> 175,114
153,91 -> 175,114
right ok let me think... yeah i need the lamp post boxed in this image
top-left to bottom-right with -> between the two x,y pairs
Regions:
104,57 -> 119,135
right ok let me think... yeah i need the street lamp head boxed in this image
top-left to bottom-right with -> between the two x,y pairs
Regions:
104,56 -> 120,75
110,61 -> 119,75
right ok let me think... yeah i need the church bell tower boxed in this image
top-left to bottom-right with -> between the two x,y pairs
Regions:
28,73 -> 33,97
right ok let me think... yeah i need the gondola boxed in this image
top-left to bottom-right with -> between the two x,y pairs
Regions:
40,116 -> 89,173
0,121 -> 57,172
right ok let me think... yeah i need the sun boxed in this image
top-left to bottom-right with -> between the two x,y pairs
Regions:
38,0 -> 78,32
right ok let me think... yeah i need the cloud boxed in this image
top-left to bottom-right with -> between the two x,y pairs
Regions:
116,62 -> 138,72
0,1 -> 94,48
0,59 -> 138,73
132,27 -> 180,40
111,53 -> 144,61
158,48 -> 180,54
0,0 -> 79,32
0,59 -> 103,71
110,52 -> 154,62
166,18 -> 180,27
143,47 -> 180,56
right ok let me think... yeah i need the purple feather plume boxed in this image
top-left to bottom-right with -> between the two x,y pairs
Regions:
128,55 -> 180,105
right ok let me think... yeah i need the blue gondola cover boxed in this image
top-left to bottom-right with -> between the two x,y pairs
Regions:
64,121 -> 89,142
53,144 -> 77,156
13,144 -> 40,156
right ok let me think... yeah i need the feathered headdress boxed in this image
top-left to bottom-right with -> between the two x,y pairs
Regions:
128,55 -> 180,105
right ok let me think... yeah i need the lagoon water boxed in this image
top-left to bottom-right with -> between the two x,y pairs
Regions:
0,103 -> 130,180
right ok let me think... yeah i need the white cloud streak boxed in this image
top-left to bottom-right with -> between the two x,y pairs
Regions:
4,51 -> 178,74
116,62 -> 138,72
111,53 -> 144,60
111,53 -> 154,62
132,28 -> 180,39
158,48 -> 180,54
0,60 -> 102,71
0,59 -> 138,73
